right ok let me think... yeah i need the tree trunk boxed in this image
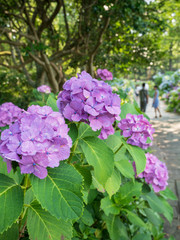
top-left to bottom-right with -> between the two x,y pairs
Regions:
86,55 -> 94,77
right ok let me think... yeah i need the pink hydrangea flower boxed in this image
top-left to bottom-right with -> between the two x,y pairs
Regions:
37,85 -> 51,94
0,105 -> 72,179
97,69 -> 113,81
135,153 -> 169,192
57,71 -> 121,139
0,102 -> 23,127
118,114 -> 154,149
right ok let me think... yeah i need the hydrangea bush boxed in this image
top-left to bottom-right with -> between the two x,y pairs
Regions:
0,102 -> 23,127
0,71 -> 176,240
57,71 -> 120,139
97,68 -> 113,81
118,113 -> 154,149
37,85 -> 51,94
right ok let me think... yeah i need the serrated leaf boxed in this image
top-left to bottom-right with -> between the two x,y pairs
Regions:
121,139 -> 146,175
0,156 -> 23,184
114,181 -> 142,206
0,174 -> 23,234
103,214 -> 128,240
80,137 -> 114,186
105,168 -> 121,197
27,200 -> 72,240
80,208 -> 94,226
0,223 -> 18,240
30,163 -> 83,221
115,159 -> 134,179
101,196 -> 120,216
125,209 -> 147,228
24,187 -> 35,205
75,165 -> 92,190
46,94 -> 59,111
78,122 -> 100,139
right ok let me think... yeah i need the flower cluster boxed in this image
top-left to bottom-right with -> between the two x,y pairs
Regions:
0,105 -> 72,179
118,114 -> 154,149
37,85 -> 51,94
97,69 -> 113,81
0,102 -> 23,127
137,153 -> 169,192
57,71 -> 121,139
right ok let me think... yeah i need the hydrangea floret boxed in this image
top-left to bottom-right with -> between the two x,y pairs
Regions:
137,153 -> 169,192
0,102 -> 23,127
37,85 -> 51,94
118,113 -> 154,149
57,71 -> 121,139
0,105 -> 72,179
97,69 -> 113,81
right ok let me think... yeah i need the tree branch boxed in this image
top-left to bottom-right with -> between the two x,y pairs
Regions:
37,0 -> 62,37
62,0 -> 70,41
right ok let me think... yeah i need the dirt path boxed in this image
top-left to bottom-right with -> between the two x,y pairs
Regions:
146,98 -> 180,239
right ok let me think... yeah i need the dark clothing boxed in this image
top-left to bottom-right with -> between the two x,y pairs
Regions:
139,89 -> 148,112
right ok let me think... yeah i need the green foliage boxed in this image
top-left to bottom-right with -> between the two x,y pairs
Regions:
30,163 -> 84,221
79,137 -> 114,187
0,67 -> 34,109
0,174 -> 23,234
27,200 -> 72,240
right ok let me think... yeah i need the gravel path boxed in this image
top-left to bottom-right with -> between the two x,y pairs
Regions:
145,98 -> 180,239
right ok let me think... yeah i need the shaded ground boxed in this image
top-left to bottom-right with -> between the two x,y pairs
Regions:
146,98 -> 180,239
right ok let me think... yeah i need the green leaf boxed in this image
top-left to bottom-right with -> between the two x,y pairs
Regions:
74,165 -> 92,190
29,101 -> 45,106
121,138 -> 146,175
144,208 -> 162,227
80,208 -> 94,226
46,94 -> 59,111
115,159 -> 134,179
105,168 -> 121,197
132,232 -> 151,240
105,134 -> 122,153
158,196 -> 173,223
101,196 -> 120,216
27,200 -> 72,240
103,214 -> 128,240
159,187 -> 177,200
0,174 -> 23,234
146,137 -> 152,144
0,223 -> 18,240
80,137 -> 114,186
114,181 -> 142,207
78,122 -> 100,139
0,156 -> 23,185
142,191 -> 164,214
24,187 -> 35,205
120,103 -> 140,119
125,209 -> 147,228
30,163 -> 83,221
68,123 -> 78,144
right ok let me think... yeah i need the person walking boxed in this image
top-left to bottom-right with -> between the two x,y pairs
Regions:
152,85 -> 162,118
139,83 -> 149,112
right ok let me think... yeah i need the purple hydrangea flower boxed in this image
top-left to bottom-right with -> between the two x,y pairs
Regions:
97,69 -> 113,81
135,153 -> 169,192
57,71 -> 121,139
118,114 -> 154,149
0,105 -> 72,179
0,102 -> 23,127
37,85 -> 51,94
